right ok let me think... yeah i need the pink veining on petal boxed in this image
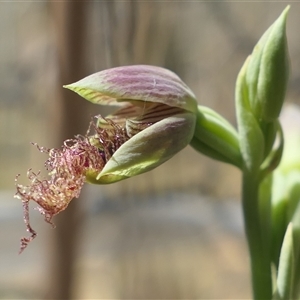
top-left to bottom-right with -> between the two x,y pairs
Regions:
15,116 -> 129,253
100,65 -> 196,109
65,65 -> 197,113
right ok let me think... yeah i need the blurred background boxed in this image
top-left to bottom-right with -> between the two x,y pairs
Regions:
1,1 -> 300,299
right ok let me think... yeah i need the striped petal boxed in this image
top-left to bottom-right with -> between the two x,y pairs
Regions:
63,65 -> 198,113
85,112 -> 196,184
125,103 -> 186,137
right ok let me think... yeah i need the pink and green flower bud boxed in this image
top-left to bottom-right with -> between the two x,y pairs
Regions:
64,65 -> 197,183
245,6 -> 289,122
15,65 -> 197,252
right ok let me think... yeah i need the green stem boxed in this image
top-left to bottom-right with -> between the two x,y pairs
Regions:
242,172 -> 272,300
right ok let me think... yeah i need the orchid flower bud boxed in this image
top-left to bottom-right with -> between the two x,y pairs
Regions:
246,6 -> 289,122
235,7 -> 289,175
15,65 -> 197,252
65,65 -> 198,183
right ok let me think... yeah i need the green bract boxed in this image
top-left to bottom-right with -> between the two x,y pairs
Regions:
64,65 -> 198,183
191,106 -> 242,168
235,7 -> 289,175
236,58 -> 265,174
245,6 -> 289,122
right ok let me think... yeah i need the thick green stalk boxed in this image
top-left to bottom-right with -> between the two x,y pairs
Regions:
242,172 -> 272,299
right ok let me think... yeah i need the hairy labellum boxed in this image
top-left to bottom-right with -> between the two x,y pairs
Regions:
15,116 -> 128,253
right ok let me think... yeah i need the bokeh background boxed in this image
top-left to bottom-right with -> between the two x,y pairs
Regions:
1,1 -> 299,299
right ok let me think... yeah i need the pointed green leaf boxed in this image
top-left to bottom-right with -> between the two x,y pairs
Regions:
276,223 -> 294,300
235,56 -> 265,174
246,6 -> 290,122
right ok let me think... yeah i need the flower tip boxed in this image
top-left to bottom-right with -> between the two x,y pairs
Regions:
97,175 -> 124,184
283,5 -> 290,17
63,83 -> 76,91
63,81 -> 103,105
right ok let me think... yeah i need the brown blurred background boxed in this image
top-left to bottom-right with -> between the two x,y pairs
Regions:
1,1 -> 299,299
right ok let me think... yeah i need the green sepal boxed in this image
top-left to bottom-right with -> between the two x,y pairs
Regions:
190,137 -> 237,167
190,105 -> 242,168
246,6 -> 290,122
235,56 -> 265,175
